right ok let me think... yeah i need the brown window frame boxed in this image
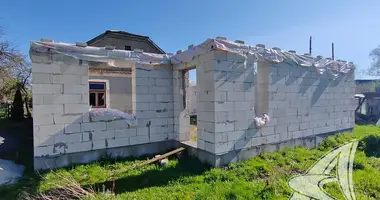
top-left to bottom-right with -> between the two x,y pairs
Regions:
89,81 -> 107,108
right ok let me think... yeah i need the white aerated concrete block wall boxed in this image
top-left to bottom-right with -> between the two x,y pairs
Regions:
197,50 -> 355,155
266,62 -> 355,143
31,51 -> 175,169
31,53 -> 91,158
132,63 -> 175,143
172,69 -> 190,141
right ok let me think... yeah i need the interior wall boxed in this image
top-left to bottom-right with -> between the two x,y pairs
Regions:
89,75 -> 132,113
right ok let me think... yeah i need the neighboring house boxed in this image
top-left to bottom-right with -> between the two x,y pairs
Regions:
187,81 -> 196,116
87,30 -> 165,113
87,30 -> 165,53
355,79 -> 380,94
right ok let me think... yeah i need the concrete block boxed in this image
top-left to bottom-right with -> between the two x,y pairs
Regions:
215,141 -> 234,154
64,123 -> 81,134
107,137 -> 129,148
214,102 -> 234,112
61,65 -> 88,75
261,144 -> 278,153
227,130 -> 246,141
214,91 -> 227,102
234,139 -> 251,150
266,134 -> 280,144
261,126 -> 275,136
150,126 -> 170,135
82,132 -> 91,142
130,136 -> 149,145
288,123 -> 300,132
92,130 -> 115,140
32,63 -> 60,73
81,76 -> 89,85
150,86 -> 167,94
137,127 -> 149,135
292,131 -> 304,139
65,142 -> 92,154
150,134 -> 169,142
52,74 -> 82,84
43,94 -> 82,104
227,92 -> 245,102
215,132 -> 228,143
106,120 -> 130,130
33,105 -> 64,116
234,119 -> 250,131
35,124 -> 65,136
135,77 -> 151,86
92,140 -> 106,150
215,121 -> 235,132
81,93 -> 89,104
136,86 -> 149,94
32,73 -> 52,84
155,78 -> 172,86
244,92 -> 255,101
299,122 -> 310,130
54,114 -> 83,124
34,146 -> 54,157
133,94 -> 155,103
64,104 -> 89,115
155,94 -> 173,102
233,81 -> 245,92
51,144 -> 66,155
215,81 -> 234,92
54,133 -> 82,144
33,94 -> 44,105
150,118 -> 168,126
34,133 -> 55,147
63,84 -> 87,94
33,84 -> 63,94
233,102 -> 251,111
81,122 -> 106,132
115,128 -> 137,138
198,130 -> 214,142
250,136 -> 266,147
33,114 -> 54,125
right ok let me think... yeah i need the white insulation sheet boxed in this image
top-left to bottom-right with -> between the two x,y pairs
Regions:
30,38 -> 354,76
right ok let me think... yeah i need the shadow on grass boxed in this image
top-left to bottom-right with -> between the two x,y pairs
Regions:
0,117 -> 34,170
91,154 -> 209,194
0,117 -> 36,199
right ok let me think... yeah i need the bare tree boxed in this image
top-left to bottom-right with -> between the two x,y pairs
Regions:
368,46 -> 380,76
0,26 -> 31,120
0,26 -> 31,100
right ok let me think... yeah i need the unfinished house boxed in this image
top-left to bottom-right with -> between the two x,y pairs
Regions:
87,30 -> 165,113
30,37 -> 356,170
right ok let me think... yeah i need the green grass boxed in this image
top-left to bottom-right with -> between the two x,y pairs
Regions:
2,125 -> 380,200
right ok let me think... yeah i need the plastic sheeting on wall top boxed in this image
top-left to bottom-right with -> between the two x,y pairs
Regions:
30,38 -> 355,76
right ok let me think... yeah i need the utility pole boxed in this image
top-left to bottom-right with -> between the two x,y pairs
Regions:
309,36 -> 312,55
332,43 -> 335,60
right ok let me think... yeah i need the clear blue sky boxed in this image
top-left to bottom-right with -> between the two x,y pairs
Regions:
2,0 -> 380,81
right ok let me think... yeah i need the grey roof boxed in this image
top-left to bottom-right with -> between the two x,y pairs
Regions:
87,30 -> 165,54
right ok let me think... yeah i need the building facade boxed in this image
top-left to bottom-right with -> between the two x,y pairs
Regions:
87,30 -> 165,113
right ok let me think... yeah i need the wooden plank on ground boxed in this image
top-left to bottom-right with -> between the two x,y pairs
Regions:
140,147 -> 185,166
